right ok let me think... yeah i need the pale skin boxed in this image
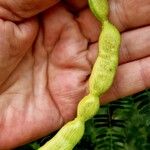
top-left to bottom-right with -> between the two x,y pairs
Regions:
0,0 -> 150,149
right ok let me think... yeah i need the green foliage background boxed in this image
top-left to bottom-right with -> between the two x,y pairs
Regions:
15,89 -> 150,150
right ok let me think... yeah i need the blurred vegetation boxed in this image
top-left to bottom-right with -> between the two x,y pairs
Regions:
15,89 -> 150,150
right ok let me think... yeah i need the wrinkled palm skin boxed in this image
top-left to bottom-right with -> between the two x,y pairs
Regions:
0,0 -> 150,149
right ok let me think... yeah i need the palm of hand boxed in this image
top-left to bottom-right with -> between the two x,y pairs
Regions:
0,0 -> 150,149
0,4 -> 94,148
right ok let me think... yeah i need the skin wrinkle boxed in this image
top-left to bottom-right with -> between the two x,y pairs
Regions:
110,0 -> 128,31
5,0 -> 60,20
0,47 -> 33,93
32,26 -> 64,132
138,58 -> 149,89
48,10 -> 89,70
50,63 -> 84,122
42,5 -> 73,53
119,26 -> 150,64
47,62 -> 64,125
34,7 -> 74,122
47,82 -> 64,124
3,93 -> 51,147
44,9 -> 76,124
120,34 -> 132,63
1,92 -> 27,131
76,9 -> 100,42
123,0 -> 150,29
109,68 -> 123,101
0,97 -> 7,132
0,4 -> 22,21
85,52 -> 93,72
0,18 -> 38,88
75,19 -> 89,43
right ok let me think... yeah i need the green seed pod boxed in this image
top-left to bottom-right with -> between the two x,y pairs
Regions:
89,21 -> 121,96
77,94 -> 99,121
39,0 -> 121,149
39,118 -> 85,150
88,0 -> 109,22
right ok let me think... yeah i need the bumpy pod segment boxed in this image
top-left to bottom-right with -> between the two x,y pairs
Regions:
89,21 -> 120,96
77,94 -> 99,122
89,0 -> 109,22
39,118 -> 85,150
39,0 -> 121,150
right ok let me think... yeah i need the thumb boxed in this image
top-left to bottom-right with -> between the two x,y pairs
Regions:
0,0 -> 59,21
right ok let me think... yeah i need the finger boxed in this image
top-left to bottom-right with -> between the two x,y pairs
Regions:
119,26 -> 150,64
87,26 -> 150,65
0,0 -> 59,21
101,57 -> 150,104
76,0 -> 150,41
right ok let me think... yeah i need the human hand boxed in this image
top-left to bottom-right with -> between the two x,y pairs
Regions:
0,0 -> 150,149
